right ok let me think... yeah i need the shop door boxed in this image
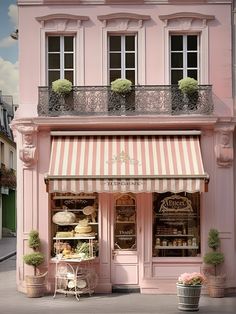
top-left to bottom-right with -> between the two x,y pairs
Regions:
111,193 -> 139,286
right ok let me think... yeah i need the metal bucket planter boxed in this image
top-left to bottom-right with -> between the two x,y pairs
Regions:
25,273 -> 47,298
177,283 -> 202,311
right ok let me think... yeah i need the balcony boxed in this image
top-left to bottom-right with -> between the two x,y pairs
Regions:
38,85 -> 213,117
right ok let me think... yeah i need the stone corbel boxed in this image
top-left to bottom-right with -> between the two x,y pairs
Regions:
214,127 -> 234,168
17,125 -> 38,168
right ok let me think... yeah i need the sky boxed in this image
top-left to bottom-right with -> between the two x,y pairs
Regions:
0,0 -> 18,104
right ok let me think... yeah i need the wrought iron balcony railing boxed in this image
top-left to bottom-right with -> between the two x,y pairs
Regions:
38,85 -> 213,117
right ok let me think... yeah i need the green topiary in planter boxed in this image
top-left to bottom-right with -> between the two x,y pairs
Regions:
23,230 -> 44,276
111,78 -> 132,94
203,228 -> 225,297
52,79 -> 72,95
23,230 -> 47,297
178,77 -> 198,94
203,229 -> 224,276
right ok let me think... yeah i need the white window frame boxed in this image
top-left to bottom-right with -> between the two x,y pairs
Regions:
99,14 -> 149,85
159,13 -> 213,85
37,14 -> 87,86
47,35 -> 75,85
108,34 -> 137,84
170,34 -> 199,83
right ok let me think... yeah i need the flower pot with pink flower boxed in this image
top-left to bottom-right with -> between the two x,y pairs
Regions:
176,272 -> 206,312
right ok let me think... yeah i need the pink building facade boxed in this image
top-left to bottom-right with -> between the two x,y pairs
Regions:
12,0 -> 236,295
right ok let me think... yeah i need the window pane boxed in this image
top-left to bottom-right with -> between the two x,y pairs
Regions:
64,36 -> 73,52
126,53 -> 135,68
152,193 -> 200,258
48,37 -> 60,52
171,36 -> 183,51
109,36 -> 121,51
187,53 -> 197,68
114,194 -> 136,250
48,54 -> 60,69
125,36 -> 135,51
125,70 -> 135,84
171,53 -> 183,68
171,70 -> 183,84
109,70 -> 121,83
110,53 -> 121,68
48,71 -> 60,86
187,70 -> 198,80
64,54 -> 73,69
187,36 -> 197,51
64,71 -> 74,84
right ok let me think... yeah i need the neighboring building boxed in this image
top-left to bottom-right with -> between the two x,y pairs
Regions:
13,0 -> 235,294
0,91 -> 17,239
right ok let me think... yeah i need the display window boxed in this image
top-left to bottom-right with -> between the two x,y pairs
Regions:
153,192 -> 200,257
50,193 -> 99,260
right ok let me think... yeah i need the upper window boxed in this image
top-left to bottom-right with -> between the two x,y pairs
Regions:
170,35 -> 199,84
47,36 -> 75,85
108,35 -> 137,84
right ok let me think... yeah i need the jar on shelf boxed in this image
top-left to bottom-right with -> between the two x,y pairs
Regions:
162,240 -> 167,246
188,239 -> 192,246
192,238 -> 197,246
156,238 -> 161,246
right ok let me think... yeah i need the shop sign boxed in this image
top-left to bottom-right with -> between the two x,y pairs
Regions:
103,180 -> 143,186
160,195 -> 193,213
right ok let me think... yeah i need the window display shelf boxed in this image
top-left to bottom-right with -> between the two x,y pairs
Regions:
116,221 -> 135,224
53,236 -> 95,240
156,234 -> 194,237
155,245 -> 198,249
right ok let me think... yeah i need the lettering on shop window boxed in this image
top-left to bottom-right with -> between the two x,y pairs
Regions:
160,195 -> 193,213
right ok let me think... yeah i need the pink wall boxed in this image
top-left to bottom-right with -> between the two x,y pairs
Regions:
18,3 -> 233,116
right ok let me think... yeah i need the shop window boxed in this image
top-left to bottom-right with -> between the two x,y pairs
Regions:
47,35 -> 75,85
153,192 -> 200,257
50,193 -> 99,260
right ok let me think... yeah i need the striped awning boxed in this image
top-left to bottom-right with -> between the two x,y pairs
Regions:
46,135 -> 209,193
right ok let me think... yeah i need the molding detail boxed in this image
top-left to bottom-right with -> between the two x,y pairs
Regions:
16,124 -> 38,168
36,14 -> 89,29
159,12 -> 215,27
214,128 -> 234,168
97,12 -> 150,28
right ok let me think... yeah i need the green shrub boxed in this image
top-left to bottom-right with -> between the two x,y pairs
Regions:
111,78 -> 132,94
28,230 -> 40,250
203,252 -> 224,267
178,77 -> 198,94
203,228 -> 224,276
23,230 -> 45,276
208,229 -> 220,250
52,79 -> 72,94
23,252 -> 44,268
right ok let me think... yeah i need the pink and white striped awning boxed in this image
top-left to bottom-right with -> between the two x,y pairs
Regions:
46,135 -> 208,193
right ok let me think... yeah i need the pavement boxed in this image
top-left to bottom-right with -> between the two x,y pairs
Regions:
0,237 -> 236,314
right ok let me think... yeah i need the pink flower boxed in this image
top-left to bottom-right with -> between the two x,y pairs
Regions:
177,272 -> 206,286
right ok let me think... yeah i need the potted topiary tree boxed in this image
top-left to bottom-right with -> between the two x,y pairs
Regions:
109,78 -> 134,113
178,77 -> 199,111
203,228 -> 225,297
50,79 -> 73,113
23,230 -> 47,297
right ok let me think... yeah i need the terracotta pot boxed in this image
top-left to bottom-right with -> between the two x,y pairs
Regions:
25,273 -> 47,298
207,275 -> 225,298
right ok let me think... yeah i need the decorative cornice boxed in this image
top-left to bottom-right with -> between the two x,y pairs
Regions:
159,12 -> 215,22
36,14 -> 89,23
97,12 -> 151,22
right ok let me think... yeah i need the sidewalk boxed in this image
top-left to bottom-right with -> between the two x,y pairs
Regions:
0,236 -> 16,262
0,255 -> 236,314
